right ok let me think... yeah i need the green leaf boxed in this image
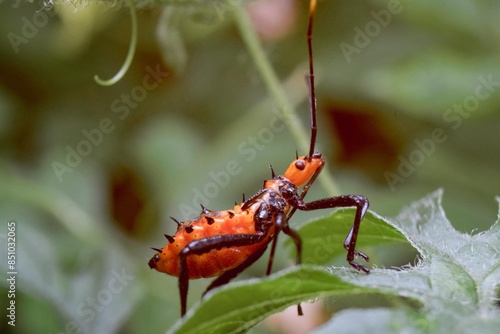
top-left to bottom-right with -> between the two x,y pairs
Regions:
327,189 -> 500,333
167,266 -> 379,334
291,208 -> 410,265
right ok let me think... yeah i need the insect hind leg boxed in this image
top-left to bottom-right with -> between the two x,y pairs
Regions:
202,244 -> 268,297
179,233 -> 266,317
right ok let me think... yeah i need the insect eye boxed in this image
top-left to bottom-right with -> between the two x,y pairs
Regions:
295,160 -> 306,171
148,254 -> 160,269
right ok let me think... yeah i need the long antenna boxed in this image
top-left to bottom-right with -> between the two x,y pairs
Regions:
307,0 -> 318,160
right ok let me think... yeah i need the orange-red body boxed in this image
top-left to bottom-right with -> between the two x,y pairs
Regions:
151,155 -> 324,279
154,205 -> 272,278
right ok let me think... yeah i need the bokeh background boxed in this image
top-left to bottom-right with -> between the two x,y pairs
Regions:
1,0 -> 499,333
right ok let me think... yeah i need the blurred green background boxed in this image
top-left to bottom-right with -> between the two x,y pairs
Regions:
1,0 -> 499,333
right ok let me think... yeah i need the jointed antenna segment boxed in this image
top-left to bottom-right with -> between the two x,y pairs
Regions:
307,0 -> 318,160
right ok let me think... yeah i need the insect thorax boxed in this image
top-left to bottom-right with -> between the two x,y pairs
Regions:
249,176 -> 300,233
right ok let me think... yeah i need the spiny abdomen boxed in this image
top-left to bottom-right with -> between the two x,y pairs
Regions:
153,205 -> 271,279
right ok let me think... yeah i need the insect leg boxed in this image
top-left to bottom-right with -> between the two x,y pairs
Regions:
279,213 -> 304,315
295,195 -> 370,273
281,224 -> 302,266
265,213 -> 304,315
179,233 -> 266,317
265,213 -> 284,276
280,221 -> 305,316
266,212 -> 301,275
265,235 -> 279,276
203,243 -> 268,297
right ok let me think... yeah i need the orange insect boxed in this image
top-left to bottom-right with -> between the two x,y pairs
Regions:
148,0 -> 369,317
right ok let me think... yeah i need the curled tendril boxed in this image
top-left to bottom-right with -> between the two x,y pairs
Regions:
94,0 -> 137,86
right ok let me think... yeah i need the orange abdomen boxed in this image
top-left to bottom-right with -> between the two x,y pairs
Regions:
154,207 -> 272,279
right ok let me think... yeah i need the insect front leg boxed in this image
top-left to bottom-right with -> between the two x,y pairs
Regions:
295,194 -> 370,273
178,233 -> 266,317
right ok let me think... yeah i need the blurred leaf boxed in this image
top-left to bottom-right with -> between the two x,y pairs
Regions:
364,52 -> 500,120
157,7 -> 189,76
0,218 -> 142,333
130,114 -> 204,211
0,167 -> 101,245
54,2 -> 115,58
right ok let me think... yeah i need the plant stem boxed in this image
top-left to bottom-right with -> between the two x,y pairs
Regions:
233,5 -> 340,196
94,0 -> 138,86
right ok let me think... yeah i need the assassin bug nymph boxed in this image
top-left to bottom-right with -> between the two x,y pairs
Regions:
148,0 -> 370,317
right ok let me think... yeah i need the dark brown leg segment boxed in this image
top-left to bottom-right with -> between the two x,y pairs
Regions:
296,194 -> 370,273
203,244 -> 268,297
179,233 -> 266,316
